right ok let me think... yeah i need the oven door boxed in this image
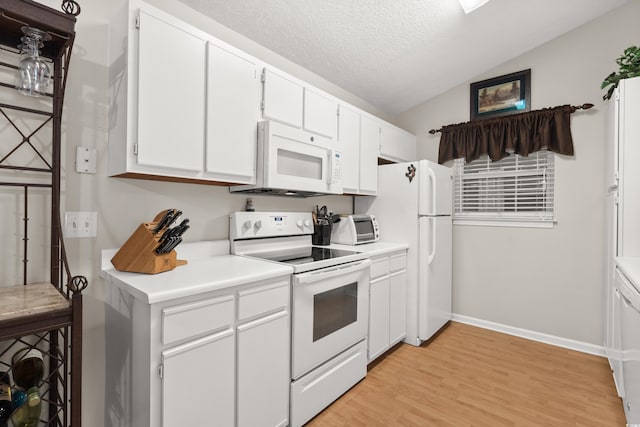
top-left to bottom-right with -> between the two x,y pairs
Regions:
262,121 -> 343,195
291,259 -> 370,380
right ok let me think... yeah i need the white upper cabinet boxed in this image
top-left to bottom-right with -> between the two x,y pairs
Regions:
108,0 -> 263,185
205,41 -> 260,184
136,8 -> 206,173
360,114 -> 380,195
379,122 -> 417,163
262,68 -> 338,139
338,104 -> 361,193
261,68 -> 304,128
303,88 -> 338,139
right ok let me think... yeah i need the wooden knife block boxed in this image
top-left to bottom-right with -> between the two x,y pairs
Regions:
111,211 -> 188,274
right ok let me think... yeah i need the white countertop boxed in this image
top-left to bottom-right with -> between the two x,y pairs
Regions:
329,241 -> 408,257
101,241 -> 293,304
616,257 -> 640,286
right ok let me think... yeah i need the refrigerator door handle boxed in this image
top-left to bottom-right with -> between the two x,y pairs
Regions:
428,167 -> 437,215
427,217 -> 436,265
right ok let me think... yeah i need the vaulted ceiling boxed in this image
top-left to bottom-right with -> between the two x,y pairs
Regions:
179,0 -> 630,115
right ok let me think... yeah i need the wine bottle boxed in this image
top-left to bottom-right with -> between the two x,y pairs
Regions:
0,372 -> 11,427
11,390 -> 26,411
11,348 -> 44,408
9,400 -> 40,427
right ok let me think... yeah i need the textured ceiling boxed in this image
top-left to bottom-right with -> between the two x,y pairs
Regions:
179,0 -> 630,115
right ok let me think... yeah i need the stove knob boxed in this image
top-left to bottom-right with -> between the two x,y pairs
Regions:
243,220 -> 252,230
296,219 -> 303,228
254,220 -> 262,231
304,219 -> 311,228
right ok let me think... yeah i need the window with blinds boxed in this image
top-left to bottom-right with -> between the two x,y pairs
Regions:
453,149 -> 554,225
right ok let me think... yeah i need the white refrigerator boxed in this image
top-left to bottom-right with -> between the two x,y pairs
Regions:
356,159 -> 453,346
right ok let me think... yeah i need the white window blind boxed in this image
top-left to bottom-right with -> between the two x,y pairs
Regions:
453,149 -> 554,224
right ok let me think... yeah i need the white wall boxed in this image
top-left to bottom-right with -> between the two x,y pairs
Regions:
1,1 -> 385,425
396,1 -> 640,345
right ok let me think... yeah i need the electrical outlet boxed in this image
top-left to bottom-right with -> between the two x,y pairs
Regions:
64,212 -> 97,238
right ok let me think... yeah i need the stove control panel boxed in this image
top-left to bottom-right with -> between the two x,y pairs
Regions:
230,212 -> 314,240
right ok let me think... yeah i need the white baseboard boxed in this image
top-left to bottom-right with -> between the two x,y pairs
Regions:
451,314 -> 606,357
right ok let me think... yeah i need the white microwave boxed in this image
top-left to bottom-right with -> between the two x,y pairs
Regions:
230,120 -> 342,197
331,214 -> 380,245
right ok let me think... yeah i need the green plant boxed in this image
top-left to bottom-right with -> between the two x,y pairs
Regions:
602,45 -> 640,100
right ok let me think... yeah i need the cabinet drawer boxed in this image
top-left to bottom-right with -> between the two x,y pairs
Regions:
162,294 -> 234,345
389,253 -> 407,273
238,279 -> 290,322
370,257 -> 390,280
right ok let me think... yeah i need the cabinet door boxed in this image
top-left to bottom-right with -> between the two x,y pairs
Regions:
206,42 -> 260,184
162,329 -> 235,427
137,10 -> 206,172
304,88 -> 337,139
379,122 -> 416,163
262,69 -> 303,128
368,276 -> 390,361
360,115 -> 380,195
237,310 -> 289,427
338,104 -> 361,193
389,270 -> 407,345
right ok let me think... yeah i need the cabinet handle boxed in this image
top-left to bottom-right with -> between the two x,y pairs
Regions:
237,310 -> 287,332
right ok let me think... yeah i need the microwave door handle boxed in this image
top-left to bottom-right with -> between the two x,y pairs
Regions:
328,149 -> 335,184
296,260 -> 370,285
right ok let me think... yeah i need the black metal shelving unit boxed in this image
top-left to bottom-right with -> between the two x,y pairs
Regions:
0,1 -> 85,425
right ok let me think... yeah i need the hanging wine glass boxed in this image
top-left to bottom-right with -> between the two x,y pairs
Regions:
16,26 -> 52,97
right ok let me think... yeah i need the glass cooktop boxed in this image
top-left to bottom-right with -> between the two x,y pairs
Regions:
249,247 -> 361,266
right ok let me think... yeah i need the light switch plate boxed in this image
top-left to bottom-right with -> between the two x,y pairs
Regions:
64,211 -> 97,238
76,146 -> 97,174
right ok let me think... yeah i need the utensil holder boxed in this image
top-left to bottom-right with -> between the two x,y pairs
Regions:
312,223 -> 332,246
111,210 -> 188,274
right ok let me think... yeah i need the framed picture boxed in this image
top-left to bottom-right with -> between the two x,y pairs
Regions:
470,69 -> 531,121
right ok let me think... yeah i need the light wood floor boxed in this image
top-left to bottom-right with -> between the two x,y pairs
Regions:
307,322 -> 626,426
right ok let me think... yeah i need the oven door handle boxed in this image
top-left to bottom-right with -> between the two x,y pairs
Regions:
295,260 -> 371,285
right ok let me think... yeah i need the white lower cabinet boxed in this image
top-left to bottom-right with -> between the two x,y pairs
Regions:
368,250 -> 407,362
162,329 -> 236,426
237,311 -> 289,427
104,275 -> 290,427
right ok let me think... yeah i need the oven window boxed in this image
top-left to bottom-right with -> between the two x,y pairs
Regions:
313,282 -> 358,342
277,148 -> 323,180
354,220 -> 374,238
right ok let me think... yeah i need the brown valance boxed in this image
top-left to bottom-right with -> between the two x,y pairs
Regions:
437,104 -> 589,165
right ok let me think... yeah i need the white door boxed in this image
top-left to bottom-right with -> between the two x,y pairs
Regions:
338,104 -> 361,193
605,190 -> 618,361
359,115 -> 379,195
137,10 -> 206,172
389,270 -> 407,344
161,329 -> 235,427
262,69 -> 304,128
368,276 -> 390,361
291,259 -> 370,379
303,88 -> 338,139
619,270 -> 640,421
261,121 -> 340,194
418,216 -> 452,341
613,285 -> 625,397
237,311 -> 290,427
205,41 -> 259,184
379,122 -> 416,163
419,160 -> 453,216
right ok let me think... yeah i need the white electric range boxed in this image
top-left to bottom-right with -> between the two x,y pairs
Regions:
230,211 -> 370,427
